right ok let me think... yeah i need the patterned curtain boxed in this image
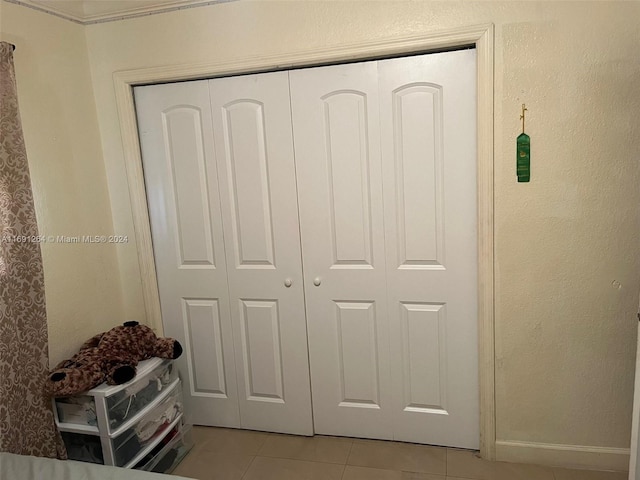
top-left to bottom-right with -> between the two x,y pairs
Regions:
0,42 -> 66,458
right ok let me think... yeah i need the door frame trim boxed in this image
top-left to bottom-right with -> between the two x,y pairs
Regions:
113,23 -> 495,458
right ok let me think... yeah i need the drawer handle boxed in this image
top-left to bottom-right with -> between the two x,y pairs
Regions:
313,277 -> 321,287
284,278 -> 293,288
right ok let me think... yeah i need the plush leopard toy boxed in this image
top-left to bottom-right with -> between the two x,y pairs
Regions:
46,321 -> 182,397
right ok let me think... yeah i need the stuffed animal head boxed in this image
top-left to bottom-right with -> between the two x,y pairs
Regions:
47,348 -> 106,398
46,321 -> 182,397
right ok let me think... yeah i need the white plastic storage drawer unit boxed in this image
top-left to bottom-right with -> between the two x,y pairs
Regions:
53,358 -> 192,472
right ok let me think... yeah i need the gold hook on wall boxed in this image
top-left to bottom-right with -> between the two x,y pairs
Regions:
520,104 -> 528,134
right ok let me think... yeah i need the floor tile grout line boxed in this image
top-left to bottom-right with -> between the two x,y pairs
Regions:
253,453 -> 352,465
340,440 -> 355,480
344,439 -> 355,467
445,447 -> 448,476
253,454 -> 354,466
250,435 -> 355,465
246,455 -> 350,480
240,455 -> 257,480
256,431 -> 269,454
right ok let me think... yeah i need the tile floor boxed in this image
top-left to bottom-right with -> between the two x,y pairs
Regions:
173,427 -> 627,480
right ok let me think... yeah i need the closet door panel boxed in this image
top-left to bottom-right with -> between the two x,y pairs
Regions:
378,49 -> 479,449
290,62 -> 393,439
220,100 -> 276,266
135,81 -> 240,427
322,91 -> 374,267
209,72 -> 313,435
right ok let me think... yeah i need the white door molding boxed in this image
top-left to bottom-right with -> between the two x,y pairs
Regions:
113,23 -> 496,459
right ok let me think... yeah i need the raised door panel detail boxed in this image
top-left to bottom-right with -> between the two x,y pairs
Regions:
162,107 -> 216,267
221,101 -> 276,269
335,301 -> 380,408
182,298 -> 227,397
399,302 -> 448,414
392,85 -> 445,270
239,299 -> 285,403
323,92 -> 374,269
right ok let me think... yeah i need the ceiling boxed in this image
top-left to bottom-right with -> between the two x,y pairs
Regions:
20,0 -> 223,24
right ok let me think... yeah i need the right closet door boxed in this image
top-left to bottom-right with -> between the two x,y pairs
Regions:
290,49 -> 479,449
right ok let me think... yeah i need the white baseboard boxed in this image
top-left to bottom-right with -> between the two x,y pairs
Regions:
495,440 -> 630,472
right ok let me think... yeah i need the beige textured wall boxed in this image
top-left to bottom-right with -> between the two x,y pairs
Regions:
0,1 -> 124,366
84,0 -> 640,451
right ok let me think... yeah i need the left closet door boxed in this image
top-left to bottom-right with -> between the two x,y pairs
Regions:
135,73 -> 313,435
135,80 -> 240,428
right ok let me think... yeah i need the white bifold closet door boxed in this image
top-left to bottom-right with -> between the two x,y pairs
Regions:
289,49 -> 478,448
136,48 -> 478,448
134,71 -> 313,435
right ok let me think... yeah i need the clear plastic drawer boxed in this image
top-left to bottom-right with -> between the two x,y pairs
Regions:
134,423 -> 193,472
105,359 -> 178,431
112,381 -> 183,466
60,431 -> 104,464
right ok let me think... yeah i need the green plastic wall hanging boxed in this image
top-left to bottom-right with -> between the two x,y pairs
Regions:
517,104 -> 530,182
